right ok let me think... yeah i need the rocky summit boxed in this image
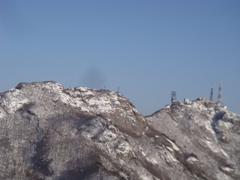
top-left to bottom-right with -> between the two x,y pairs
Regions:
0,81 -> 239,180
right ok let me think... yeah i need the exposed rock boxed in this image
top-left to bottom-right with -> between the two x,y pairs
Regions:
0,81 -> 239,180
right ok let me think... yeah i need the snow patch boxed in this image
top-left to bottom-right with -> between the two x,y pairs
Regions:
1,89 -> 29,113
146,154 -> 159,165
204,140 -> 228,159
0,107 -> 6,119
116,141 -> 132,157
220,166 -> 234,173
99,130 -> 117,142
88,96 -> 113,113
164,150 -> 178,163
186,156 -> 199,164
167,139 -> 180,151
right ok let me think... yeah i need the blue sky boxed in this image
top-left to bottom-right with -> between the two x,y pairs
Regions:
0,0 -> 240,114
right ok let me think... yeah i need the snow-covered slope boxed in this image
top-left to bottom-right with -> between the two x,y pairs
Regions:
0,81 -> 239,180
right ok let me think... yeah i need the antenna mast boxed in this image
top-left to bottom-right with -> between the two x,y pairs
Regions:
117,86 -> 120,94
217,83 -> 222,104
210,88 -> 214,101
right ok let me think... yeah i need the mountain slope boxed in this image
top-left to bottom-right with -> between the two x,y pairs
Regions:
0,81 -> 239,180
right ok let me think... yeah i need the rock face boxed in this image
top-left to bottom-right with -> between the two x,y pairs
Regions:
0,81 -> 239,180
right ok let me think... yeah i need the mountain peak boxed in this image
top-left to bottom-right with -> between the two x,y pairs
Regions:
0,81 -> 239,180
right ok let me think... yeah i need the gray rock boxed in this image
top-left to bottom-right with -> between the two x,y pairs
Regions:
0,81 -> 239,180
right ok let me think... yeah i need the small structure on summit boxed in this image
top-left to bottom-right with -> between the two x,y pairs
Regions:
171,91 -> 177,104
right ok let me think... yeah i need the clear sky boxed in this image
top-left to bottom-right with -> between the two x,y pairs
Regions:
0,0 -> 240,115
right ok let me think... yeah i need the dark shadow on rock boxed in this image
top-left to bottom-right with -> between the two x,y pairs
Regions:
211,111 -> 226,136
31,134 -> 53,177
57,163 -> 99,180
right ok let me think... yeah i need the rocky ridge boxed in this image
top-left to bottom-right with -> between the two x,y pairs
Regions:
0,81 -> 239,180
